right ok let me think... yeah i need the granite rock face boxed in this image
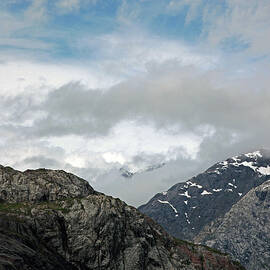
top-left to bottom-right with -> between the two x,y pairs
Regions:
0,165 -> 244,270
139,150 -> 270,241
195,180 -> 270,270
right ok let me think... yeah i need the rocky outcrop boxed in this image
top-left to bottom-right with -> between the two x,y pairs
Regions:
0,165 -> 95,203
139,150 -> 270,241
194,180 -> 270,270
0,165 -> 244,270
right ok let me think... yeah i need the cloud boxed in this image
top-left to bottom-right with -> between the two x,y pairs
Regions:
0,133 -> 66,170
202,0 -> 270,55
24,0 -> 48,23
117,0 -> 270,57
74,29 -> 218,80
55,0 -> 81,13
166,0 -> 203,24
1,57 -> 267,206
90,151 -> 206,206
0,38 -> 53,51
25,63 -> 269,140
54,0 -> 99,14
22,155 -> 61,168
0,1 -> 53,55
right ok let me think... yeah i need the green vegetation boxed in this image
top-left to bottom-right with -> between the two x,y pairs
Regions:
0,197 -> 84,216
174,237 -> 196,247
200,244 -> 228,256
173,237 -> 196,252
40,201 -> 70,214
0,202 -> 31,214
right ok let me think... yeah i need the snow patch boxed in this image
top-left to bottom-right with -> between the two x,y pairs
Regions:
219,161 -> 228,166
262,181 -> 270,190
245,151 -> 262,158
232,156 -> 241,162
228,183 -> 237,188
186,181 -> 203,189
230,161 -> 270,175
238,192 -> 243,196
213,188 -> 222,192
257,166 -> 270,175
157,200 -> 178,214
179,190 -> 191,198
162,191 -> 167,196
184,200 -> 188,205
185,212 -> 190,224
201,190 -> 213,195
228,151 -> 270,176
241,161 -> 257,171
219,161 -> 229,170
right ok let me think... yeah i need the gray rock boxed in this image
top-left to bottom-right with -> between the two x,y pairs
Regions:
0,165 -> 244,270
0,166 -> 95,202
194,180 -> 270,270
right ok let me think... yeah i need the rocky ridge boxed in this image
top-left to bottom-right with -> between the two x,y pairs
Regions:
194,180 -> 270,270
139,150 -> 270,241
0,165 -> 95,202
0,165 -> 244,270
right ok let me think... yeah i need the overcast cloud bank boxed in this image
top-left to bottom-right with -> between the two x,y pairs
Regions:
0,0 -> 270,205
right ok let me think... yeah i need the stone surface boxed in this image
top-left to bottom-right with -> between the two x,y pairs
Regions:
194,180 -> 270,270
0,165 -> 95,203
0,165 -> 244,270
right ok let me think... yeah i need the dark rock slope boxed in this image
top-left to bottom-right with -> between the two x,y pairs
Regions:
195,180 -> 270,270
139,150 -> 270,241
0,165 -> 244,270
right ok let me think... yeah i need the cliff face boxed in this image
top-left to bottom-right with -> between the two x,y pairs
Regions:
195,180 -> 270,270
0,165 -> 244,270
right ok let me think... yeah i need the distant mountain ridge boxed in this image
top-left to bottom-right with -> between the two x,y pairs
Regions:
120,162 -> 166,178
139,149 -> 270,269
139,149 -> 270,240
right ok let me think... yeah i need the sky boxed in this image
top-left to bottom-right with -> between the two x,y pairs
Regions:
0,0 -> 270,206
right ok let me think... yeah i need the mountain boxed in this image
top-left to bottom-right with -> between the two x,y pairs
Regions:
0,165 -> 244,270
120,163 -> 166,178
138,150 -> 270,241
195,180 -> 270,270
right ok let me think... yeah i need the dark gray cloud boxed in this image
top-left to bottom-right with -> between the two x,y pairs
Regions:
22,155 -> 61,169
28,65 -> 270,140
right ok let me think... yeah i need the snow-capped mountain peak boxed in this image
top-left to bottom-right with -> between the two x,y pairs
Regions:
139,149 -> 270,241
207,149 -> 270,176
120,162 -> 166,178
